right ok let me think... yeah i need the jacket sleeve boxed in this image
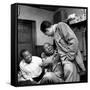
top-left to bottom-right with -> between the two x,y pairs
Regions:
58,22 -> 79,60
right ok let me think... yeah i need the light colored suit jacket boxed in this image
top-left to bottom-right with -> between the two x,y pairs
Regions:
54,22 -> 85,71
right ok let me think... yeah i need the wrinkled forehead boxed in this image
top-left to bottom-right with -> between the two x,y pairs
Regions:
23,51 -> 31,56
44,43 -> 53,49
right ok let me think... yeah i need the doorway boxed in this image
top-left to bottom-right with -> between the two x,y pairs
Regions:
18,19 -> 36,62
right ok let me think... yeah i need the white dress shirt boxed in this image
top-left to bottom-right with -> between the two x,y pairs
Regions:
19,56 -> 42,81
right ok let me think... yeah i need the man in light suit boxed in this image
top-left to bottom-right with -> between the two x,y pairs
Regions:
40,21 -> 86,82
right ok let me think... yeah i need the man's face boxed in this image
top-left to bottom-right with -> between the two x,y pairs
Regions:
45,26 -> 54,36
22,51 -> 32,64
44,43 -> 54,55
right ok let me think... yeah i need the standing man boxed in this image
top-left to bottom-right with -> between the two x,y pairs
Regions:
40,21 -> 86,82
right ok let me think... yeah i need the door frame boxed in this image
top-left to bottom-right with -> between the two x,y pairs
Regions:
17,19 -> 36,56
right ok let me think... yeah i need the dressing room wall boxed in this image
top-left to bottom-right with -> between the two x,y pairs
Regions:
18,5 -> 54,45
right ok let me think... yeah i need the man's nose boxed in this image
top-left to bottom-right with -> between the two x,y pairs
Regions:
27,56 -> 30,58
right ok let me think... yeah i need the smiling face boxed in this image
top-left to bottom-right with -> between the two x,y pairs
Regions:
44,43 -> 54,56
22,51 -> 32,64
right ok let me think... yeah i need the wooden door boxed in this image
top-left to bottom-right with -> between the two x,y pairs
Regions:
18,19 -> 36,62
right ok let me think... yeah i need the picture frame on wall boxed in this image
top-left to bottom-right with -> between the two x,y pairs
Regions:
11,3 -> 88,87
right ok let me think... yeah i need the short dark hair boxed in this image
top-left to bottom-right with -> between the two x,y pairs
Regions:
20,49 -> 27,58
40,21 -> 52,33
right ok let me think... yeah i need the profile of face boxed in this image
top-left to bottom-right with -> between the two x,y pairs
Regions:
44,43 -> 54,55
22,51 -> 32,64
45,26 -> 54,36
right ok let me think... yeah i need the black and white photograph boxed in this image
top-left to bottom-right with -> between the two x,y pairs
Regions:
11,3 -> 88,86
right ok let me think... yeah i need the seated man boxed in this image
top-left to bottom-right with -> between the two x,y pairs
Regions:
40,43 -> 64,84
18,49 -> 45,83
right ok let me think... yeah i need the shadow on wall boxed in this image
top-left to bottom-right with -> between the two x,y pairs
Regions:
35,45 -> 44,57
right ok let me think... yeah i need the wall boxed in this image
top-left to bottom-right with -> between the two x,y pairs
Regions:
55,7 -> 86,17
18,5 -> 54,45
